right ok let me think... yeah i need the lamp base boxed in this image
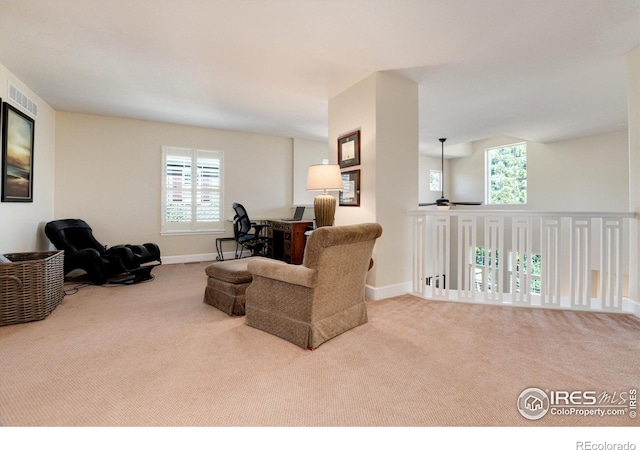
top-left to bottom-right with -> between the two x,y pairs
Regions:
314,193 -> 336,227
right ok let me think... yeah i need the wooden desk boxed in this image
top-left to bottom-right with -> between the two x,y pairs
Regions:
266,219 -> 313,265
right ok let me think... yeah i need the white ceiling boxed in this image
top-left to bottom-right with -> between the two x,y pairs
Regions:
1,0 -> 638,156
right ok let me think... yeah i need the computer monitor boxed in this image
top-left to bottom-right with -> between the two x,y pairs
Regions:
282,206 -> 305,221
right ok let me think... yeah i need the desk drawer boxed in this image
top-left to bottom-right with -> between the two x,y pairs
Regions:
272,222 -> 291,232
267,219 -> 312,265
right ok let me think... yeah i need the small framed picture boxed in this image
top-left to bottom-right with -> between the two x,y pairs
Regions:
339,170 -> 360,207
2,103 -> 35,202
338,130 -> 360,168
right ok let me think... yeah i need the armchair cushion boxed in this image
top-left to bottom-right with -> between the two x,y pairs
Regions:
205,258 -> 255,284
247,258 -> 317,289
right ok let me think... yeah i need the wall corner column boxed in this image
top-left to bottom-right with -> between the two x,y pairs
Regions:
328,72 -> 419,296
627,45 -> 640,309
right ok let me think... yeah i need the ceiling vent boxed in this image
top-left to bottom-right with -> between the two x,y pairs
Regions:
7,82 -> 38,117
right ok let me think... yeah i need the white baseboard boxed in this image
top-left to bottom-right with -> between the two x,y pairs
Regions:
624,298 -> 640,319
161,253 -> 218,265
161,250 -> 255,265
162,250 -> 264,264
365,281 -> 412,301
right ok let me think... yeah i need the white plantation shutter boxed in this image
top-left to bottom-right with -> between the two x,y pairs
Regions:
162,146 -> 224,233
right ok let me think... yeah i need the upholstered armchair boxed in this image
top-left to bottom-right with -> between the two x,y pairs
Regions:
245,222 -> 382,349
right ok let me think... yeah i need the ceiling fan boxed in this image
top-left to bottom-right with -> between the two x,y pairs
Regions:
419,138 -> 483,208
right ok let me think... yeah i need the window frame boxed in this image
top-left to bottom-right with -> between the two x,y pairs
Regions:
161,146 -> 224,235
429,169 -> 442,192
484,142 -> 527,205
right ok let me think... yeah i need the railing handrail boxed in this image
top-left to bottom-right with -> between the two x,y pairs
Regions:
408,209 -> 637,219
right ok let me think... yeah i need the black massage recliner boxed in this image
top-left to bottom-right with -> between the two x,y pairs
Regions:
44,219 -> 162,285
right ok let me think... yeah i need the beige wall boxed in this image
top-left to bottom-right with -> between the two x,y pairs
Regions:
329,72 -> 419,294
449,130 -> 629,212
55,112 -> 294,259
419,154 -> 450,205
374,73 -> 419,290
627,45 -> 640,305
0,63 -> 56,253
329,74 -> 378,226
292,137 -> 328,211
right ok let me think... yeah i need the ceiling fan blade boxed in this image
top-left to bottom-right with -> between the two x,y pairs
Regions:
420,197 -> 451,207
427,139 -> 482,208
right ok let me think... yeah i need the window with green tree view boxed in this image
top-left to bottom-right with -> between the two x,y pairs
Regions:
485,143 -> 527,205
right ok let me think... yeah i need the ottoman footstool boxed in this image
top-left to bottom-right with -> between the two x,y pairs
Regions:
203,256 -> 265,316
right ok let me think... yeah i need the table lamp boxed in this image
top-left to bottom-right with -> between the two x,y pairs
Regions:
307,164 -> 343,227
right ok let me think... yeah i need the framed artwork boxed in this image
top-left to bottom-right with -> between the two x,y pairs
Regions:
339,169 -> 360,207
2,103 -> 35,202
338,130 -> 360,168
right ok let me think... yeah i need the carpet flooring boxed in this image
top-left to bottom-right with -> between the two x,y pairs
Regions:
1,261 -> 639,427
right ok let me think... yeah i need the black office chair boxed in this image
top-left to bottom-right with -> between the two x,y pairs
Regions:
232,203 -> 271,258
44,218 -> 162,285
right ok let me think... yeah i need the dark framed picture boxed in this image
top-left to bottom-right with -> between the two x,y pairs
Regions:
339,170 -> 360,207
2,103 -> 35,202
338,130 -> 360,168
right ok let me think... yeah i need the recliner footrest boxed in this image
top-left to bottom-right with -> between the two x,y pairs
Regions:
109,262 -> 160,285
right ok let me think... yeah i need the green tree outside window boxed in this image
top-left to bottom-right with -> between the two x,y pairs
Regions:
487,143 -> 527,204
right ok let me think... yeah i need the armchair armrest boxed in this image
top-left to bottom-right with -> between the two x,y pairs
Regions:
247,258 -> 317,288
251,222 -> 270,236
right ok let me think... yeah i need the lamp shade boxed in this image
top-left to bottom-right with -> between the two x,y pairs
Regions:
306,164 -> 343,192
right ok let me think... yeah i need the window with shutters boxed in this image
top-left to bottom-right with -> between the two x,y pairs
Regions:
161,146 -> 224,234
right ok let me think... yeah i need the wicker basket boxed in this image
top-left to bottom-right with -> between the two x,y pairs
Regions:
0,251 -> 65,326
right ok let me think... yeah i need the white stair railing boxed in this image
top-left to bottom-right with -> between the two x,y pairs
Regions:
408,210 -> 635,314
511,216 -> 533,306
601,217 -> 624,311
